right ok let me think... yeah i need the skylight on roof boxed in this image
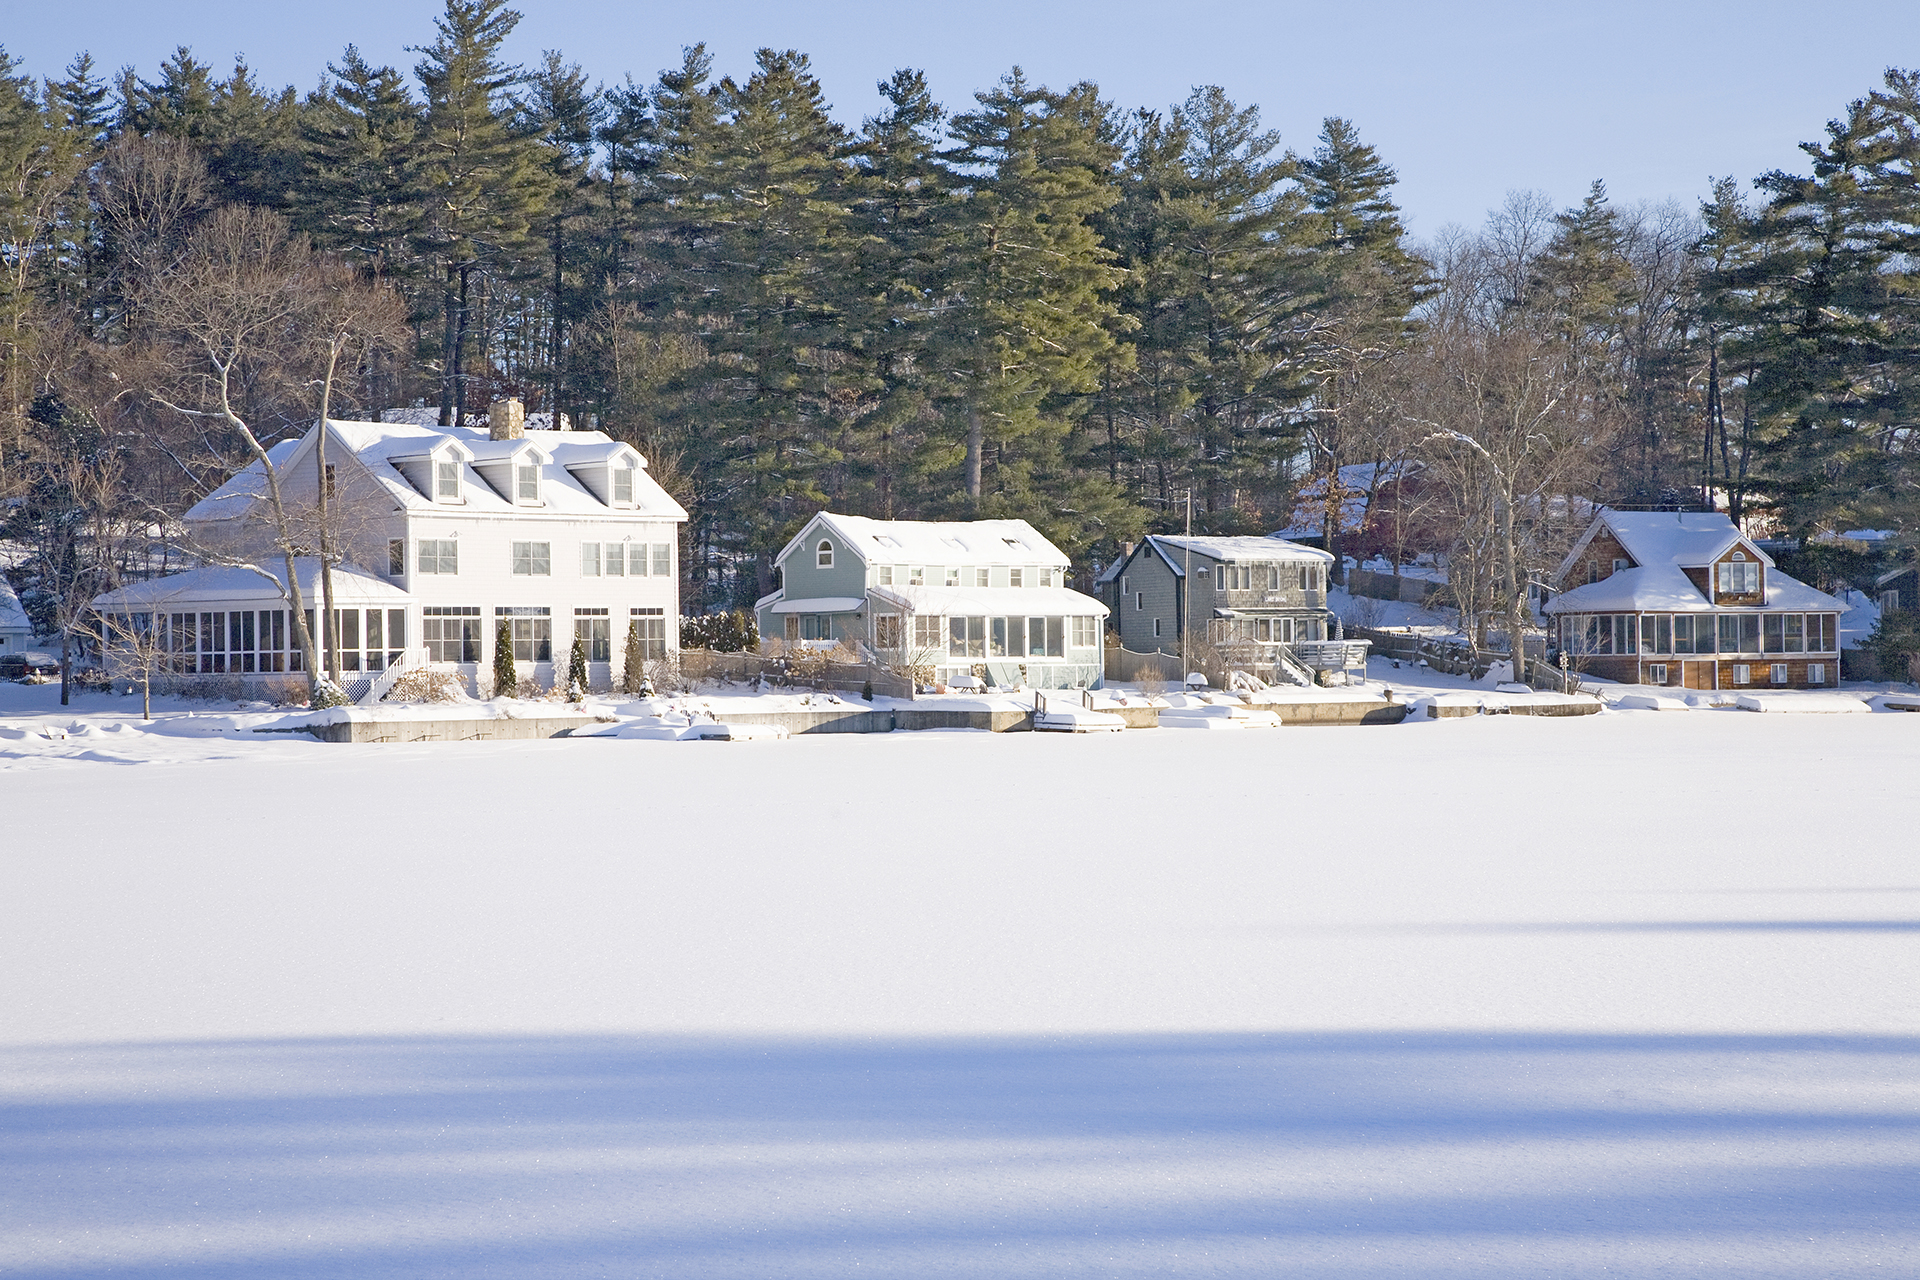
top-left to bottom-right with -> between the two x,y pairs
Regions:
874,535 -> 901,548
1002,537 -> 1028,549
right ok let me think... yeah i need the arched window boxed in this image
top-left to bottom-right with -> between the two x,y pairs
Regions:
817,540 -> 833,568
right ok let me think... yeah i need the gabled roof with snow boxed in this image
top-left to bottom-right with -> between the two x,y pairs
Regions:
1148,535 -> 1333,568
1546,509 -> 1843,615
778,513 -> 1069,568
92,559 -> 411,610
184,419 -> 686,524
1557,509 -> 1767,583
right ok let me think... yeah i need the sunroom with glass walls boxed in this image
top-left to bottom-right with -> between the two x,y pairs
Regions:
1557,610 -> 1841,687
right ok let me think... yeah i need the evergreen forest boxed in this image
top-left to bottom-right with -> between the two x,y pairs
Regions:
3,0 -> 1918,627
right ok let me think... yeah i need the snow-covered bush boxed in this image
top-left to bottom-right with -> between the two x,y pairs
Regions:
308,677 -> 353,710
383,668 -> 465,704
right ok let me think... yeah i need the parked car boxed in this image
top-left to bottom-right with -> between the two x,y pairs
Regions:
1,651 -> 59,681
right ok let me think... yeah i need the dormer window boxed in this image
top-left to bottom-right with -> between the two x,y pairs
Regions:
1716,559 -> 1759,595
817,540 -> 833,568
436,460 -> 460,500
516,464 -> 540,503
612,464 -> 635,505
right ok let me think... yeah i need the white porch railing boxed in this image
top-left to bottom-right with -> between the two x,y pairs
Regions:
359,647 -> 430,705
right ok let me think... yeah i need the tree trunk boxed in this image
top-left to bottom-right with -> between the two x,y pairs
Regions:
964,403 -> 983,503
438,263 -> 458,426
452,265 -> 474,428
284,548 -> 320,696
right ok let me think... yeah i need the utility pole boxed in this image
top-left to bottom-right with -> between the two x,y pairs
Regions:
1182,489 -> 1193,682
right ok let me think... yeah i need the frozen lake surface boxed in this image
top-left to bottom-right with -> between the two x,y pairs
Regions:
2,700 -> 1915,1276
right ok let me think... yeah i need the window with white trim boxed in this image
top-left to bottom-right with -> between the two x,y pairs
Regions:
1136,591 -> 1144,610
1040,567 -> 1057,588
612,465 -> 634,505
1153,617 -> 1162,637
1880,589 -> 1900,614
816,540 -> 833,568
495,606 -> 552,662
435,460 -> 461,500
913,615 -> 943,650
388,539 -> 405,576
1716,558 -> 1760,596
909,566 -> 925,586
575,608 -> 611,661
1009,567 -> 1023,588
976,567 -> 990,588
511,541 -> 551,575
580,543 -> 601,576
1647,663 -> 1667,684
1733,663 -> 1751,685
652,543 -> 671,576
1072,616 -> 1097,648
875,614 -> 903,648
877,565 -> 894,586
629,607 -> 667,659
516,464 -> 540,502
1770,663 -> 1789,684
417,539 -> 458,575
422,605 -> 482,662
1808,663 -> 1826,684
945,567 -> 960,587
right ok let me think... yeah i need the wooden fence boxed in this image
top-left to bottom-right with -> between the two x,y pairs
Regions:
1347,626 -> 1569,688
680,648 -> 917,700
1103,645 -> 1185,686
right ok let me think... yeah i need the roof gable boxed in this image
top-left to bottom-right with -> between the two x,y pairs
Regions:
184,419 -> 687,524
776,513 -> 1070,569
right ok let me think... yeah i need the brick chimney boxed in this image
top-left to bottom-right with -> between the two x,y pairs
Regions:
488,397 -> 525,441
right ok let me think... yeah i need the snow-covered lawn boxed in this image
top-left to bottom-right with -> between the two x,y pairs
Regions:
1,681 -> 1916,1276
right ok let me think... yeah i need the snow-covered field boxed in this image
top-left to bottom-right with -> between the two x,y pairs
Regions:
2,680 -> 1916,1277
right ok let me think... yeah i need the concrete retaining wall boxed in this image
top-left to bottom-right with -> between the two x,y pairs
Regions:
713,708 -> 1038,734
288,715 -> 606,743
1424,698 -> 1601,719
1262,699 -> 1410,726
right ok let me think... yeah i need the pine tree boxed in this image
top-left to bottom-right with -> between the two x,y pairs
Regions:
521,52 -> 602,427
1712,89 -> 1913,536
841,68 -> 952,519
1296,117 -> 1429,576
621,617 -> 646,693
931,70 -> 1132,555
493,618 -> 516,697
131,47 -> 217,141
1098,88 -> 1320,538
645,48 -> 853,602
566,633 -> 588,700
412,0 -> 551,426
300,47 -> 424,283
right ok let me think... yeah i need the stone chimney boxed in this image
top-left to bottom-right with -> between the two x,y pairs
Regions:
488,397 -> 525,441
1122,540 -> 1135,557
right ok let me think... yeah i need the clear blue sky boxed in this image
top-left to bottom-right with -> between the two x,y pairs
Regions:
6,0 -> 1915,235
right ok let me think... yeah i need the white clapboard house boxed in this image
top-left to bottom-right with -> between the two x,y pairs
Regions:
92,400 -> 686,698
754,512 -> 1109,689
